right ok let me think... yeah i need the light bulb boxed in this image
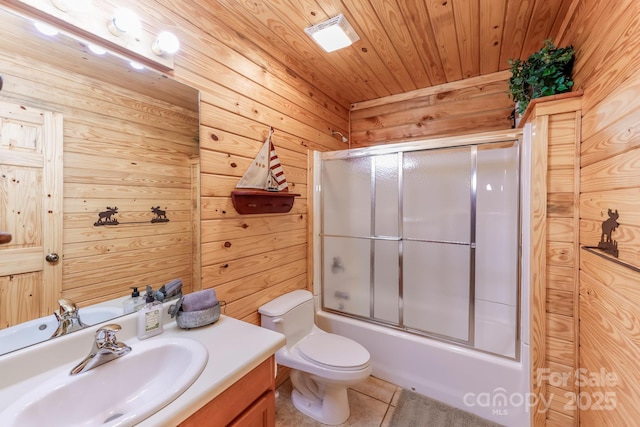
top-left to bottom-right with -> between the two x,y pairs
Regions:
108,8 -> 140,36
88,44 -> 107,55
50,0 -> 70,12
152,31 -> 180,55
34,21 -> 59,36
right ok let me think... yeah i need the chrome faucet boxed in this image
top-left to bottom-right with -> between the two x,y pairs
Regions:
51,298 -> 88,338
70,324 -> 131,375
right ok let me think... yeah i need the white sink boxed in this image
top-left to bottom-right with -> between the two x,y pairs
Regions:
0,306 -> 122,355
0,336 -> 208,427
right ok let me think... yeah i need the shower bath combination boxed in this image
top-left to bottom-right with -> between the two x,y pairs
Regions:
313,131 -> 528,426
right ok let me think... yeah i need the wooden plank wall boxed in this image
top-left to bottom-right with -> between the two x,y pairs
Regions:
135,0 -> 349,325
1,0 -> 350,327
557,0 -> 640,424
4,0 -> 560,331
0,43 -> 199,319
525,97 -> 582,427
348,70 -> 515,147
545,109 -> 581,427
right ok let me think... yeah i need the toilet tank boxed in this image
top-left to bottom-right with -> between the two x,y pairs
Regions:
258,290 -> 314,349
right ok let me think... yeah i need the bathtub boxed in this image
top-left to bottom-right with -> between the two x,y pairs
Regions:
316,309 -> 530,427
322,284 -> 517,359
311,135 -> 532,426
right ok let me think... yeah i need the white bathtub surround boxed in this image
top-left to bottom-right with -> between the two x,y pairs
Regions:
313,131 -> 529,427
317,311 -> 529,427
0,303 -> 285,426
474,145 -> 519,357
318,140 -> 520,357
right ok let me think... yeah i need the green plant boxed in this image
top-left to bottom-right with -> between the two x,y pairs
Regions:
508,39 -> 575,115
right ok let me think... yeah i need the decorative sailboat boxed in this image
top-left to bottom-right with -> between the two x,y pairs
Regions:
231,127 -> 300,214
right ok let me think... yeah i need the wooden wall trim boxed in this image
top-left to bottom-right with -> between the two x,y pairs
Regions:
191,159 -> 202,293
306,149 -> 315,293
348,69 -> 514,146
518,91 -> 583,127
526,95 -> 582,427
572,109 -> 582,427
529,114 -> 549,427
39,111 -> 64,317
350,70 -> 511,111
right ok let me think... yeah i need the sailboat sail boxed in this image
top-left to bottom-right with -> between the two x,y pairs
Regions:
236,127 -> 288,192
231,127 -> 298,214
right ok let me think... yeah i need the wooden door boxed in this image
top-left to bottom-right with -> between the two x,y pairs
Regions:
0,101 -> 63,328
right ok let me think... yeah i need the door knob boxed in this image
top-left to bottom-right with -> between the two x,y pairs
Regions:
45,253 -> 60,263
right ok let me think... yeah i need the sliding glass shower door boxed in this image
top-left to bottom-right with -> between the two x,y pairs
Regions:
319,138 -> 519,358
402,147 -> 472,342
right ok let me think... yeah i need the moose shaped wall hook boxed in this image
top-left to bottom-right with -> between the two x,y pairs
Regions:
598,208 -> 619,257
94,207 -> 119,226
94,205 -> 170,226
151,206 -> 170,223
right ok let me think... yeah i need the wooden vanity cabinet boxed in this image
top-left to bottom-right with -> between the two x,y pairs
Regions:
179,356 -> 276,427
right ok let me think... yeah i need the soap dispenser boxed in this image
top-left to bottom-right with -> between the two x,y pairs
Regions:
137,285 -> 163,339
123,286 -> 143,314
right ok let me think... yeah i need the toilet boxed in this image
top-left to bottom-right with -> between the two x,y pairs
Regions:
259,290 -> 371,425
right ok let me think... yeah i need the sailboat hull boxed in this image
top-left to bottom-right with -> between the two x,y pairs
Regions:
231,189 -> 300,214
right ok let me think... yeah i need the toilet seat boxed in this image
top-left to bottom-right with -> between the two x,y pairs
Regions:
297,333 -> 370,371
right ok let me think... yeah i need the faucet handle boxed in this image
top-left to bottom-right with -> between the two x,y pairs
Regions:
96,324 -> 122,347
97,324 -> 121,333
55,298 -> 79,319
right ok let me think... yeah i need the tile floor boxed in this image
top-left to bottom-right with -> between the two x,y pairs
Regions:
275,375 -> 402,427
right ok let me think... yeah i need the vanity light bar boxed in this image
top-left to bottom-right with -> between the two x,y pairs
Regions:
106,8 -> 180,57
32,0 -> 180,70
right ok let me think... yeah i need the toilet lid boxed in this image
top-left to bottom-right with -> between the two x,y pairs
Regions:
297,333 -> 370,370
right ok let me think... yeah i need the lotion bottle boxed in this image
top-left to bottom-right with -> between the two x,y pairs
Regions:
137,285 -> 163,339
123,286 -> 143,314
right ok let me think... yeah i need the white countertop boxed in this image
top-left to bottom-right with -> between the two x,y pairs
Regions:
0,305 -> 286,426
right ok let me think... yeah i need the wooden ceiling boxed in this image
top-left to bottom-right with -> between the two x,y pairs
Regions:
212,0 -> 574,107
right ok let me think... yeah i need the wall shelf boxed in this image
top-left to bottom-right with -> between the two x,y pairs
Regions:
581,246 -> 640,274
231,189 -> 300,214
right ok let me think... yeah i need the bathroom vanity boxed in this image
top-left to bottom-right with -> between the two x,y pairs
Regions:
0,306 -> 285,427
178,356 -> 275,426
